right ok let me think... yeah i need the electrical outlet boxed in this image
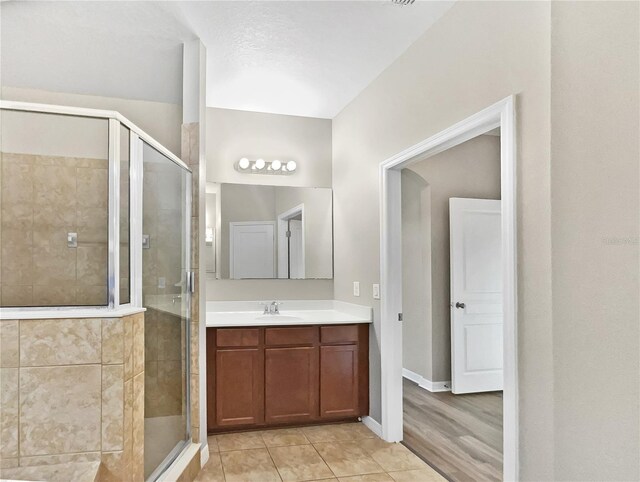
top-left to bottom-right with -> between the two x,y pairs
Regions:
373,284 -> 380,299
353,281 -> 360,297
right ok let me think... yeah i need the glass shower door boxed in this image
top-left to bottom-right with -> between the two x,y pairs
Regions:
141,142 -> 191,480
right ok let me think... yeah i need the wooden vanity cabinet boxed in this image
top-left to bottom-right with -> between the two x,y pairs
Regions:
207,324 -> 369,432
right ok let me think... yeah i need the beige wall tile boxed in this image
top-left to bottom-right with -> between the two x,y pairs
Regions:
103,318 -> 124,364
132,372 -> 145,475
77,207 -> 108,245
1,285 -> 33,307
132,313 -> 144,377
77,245 -> 108,286
77,167 -> 108,209
123,377 -> 133,477
158,314 -> 181,361
76,284 -> 108,306
2,162 -> 33,205
32,164 -> 76,207
1,202 -> 33,230
1,244 -> 33,285
19,451 -> 101,467
0,457 -> 19,469
102,364 -> 124,452
0,368 -> 19,458
32,246 -> 76,284
32,282 -> 77,306
20,319 -> 101,366
99,451 -> 124,482
0,321 -> 19,367
124,315 -> 133,380
20,365 -> 101,456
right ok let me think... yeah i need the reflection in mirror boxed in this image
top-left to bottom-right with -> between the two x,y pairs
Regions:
207,183 -> 333,280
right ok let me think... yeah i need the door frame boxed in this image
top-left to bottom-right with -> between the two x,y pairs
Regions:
277,204 -> 306,279
229,221 -> 276,279
379,96 -> 517,480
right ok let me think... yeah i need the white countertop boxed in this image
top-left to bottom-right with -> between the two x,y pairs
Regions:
206,300 -> 372,328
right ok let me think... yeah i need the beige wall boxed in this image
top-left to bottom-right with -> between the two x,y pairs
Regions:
402,134 -> 500,383
207,107 -> 332,188
206,107 -> 334,300
332,2 -> 553,479
1,86 -> 182,157
550,2 -> 639,480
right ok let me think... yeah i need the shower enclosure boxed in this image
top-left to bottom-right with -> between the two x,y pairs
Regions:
0,101 -> 192,480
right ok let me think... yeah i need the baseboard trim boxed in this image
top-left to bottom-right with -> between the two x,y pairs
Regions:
361,416 -> 383,437
200,444 -> 209,467
403,368 -> 451,393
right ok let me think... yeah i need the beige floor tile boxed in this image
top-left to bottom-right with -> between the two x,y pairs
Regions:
269,444 -> 334,481
262,428 -> 310,447
217,431 -> 266,452
208,435 -> 220,453
313,442 -> 384,478
195,452 -> 225,482
221,448 -> 280,482
302,423 -> 376,444
338,474 -> 394,482
387,468 -> 446,482
358,439 -> 427,472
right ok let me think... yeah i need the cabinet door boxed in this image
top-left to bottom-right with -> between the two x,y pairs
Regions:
265,347 -> 318,424
216,348 -> 263,426
320,344 -> 359,419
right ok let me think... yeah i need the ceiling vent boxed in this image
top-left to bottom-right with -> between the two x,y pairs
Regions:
391,0 -> 416,5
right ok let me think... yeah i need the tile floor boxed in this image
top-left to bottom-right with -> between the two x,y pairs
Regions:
195,422 -> 445,482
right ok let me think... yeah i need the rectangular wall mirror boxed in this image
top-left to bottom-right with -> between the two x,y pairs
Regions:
206,183 -> 333,280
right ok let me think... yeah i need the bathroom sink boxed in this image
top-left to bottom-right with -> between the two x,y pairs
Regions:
254,314 -> 303,322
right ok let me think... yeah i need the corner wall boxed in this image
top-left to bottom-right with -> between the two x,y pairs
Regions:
550,2 -> 640,479
332,2 -> 553,479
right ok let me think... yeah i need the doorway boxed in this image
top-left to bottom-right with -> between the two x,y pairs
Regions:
399,133 -> 503,480
378,96 -> 517,480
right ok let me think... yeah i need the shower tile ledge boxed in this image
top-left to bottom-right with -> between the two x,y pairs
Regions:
0,306 -> 146,320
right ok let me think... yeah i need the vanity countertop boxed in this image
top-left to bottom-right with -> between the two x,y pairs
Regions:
206,300 -> 372,328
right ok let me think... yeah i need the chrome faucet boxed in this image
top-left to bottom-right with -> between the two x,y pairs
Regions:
262,301 -> 281,315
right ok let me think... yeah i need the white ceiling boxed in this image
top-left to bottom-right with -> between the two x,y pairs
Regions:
1,1 -> 453,119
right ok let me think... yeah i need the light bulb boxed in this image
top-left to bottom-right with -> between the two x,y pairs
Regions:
255,158 -> 266,170
286,160 -> 297,172
238,157 -> 250,170
271,159 -> 282,170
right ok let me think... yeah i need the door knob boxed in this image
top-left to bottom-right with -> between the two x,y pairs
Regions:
455,302 -> 466,309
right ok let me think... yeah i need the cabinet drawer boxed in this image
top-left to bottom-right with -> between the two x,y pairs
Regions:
320,325 -> 359,344
265,327 -> 317,346
216,328 -> 260,347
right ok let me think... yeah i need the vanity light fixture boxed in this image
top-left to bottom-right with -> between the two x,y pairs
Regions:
234,157 -> 298,175
238,157 -> 250,170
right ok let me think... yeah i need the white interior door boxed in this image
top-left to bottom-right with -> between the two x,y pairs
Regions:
288,219 -> 304,279
449,197 -> 503,394
230,222 -> 275,279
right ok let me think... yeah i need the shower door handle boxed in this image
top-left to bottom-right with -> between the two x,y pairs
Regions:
187,271 -> 196,294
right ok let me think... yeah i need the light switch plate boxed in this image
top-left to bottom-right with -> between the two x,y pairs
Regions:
353,281 -> 360,297
373,284 -> 380,299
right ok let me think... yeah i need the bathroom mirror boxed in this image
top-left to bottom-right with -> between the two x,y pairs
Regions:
206,183 -> 333,280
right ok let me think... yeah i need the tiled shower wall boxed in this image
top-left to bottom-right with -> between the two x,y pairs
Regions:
182,122 -> 201,448
0,152 -> 110,307
0,312 -> 145,481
